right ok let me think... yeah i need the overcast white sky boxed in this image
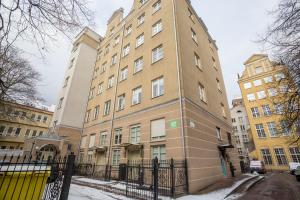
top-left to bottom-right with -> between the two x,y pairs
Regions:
27,0 -> 280,107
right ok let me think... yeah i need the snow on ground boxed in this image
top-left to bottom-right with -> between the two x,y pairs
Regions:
68,184 -> 133,200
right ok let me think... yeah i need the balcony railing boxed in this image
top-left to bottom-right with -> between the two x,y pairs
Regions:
0,149 -> 24,156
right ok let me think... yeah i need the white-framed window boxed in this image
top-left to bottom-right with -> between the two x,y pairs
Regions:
191,28 -> 197,43
130,125 -> 141,144
240,125 -> 246,132
151,119 -> 166,140
152,77 -> 164,98
137,13 -> 145,26
261,149 -> 273,165
152,45 -> 164,63
243,82 -> 252,89
58,97 -> 64,109
280,120 -> 291,136
267,121 -> 278,137
93,105 -> 100,120
289,147 -> 300,163
125,25 -> 132,36
151,145 -> 166,161
114,35 -> 120,45
132,87 -> 142,105
100,132 -> 107,146
216,127 -> 221,140
279,85 -> 288,93
194,52 -> 202,70
108,75 -> 115,89
255,124 -> 266,138
247,93 -> 256,102
257,91 -> 266,99
111,54 -> 118,65
152,20 -> 162,36
85,110 -> 91,122
117,94 -> 125,111
242,134 -> 249,143
101,62 -> 107,73
152,0 -> 161,13
188,8 -> 195,22
251,107 -> 260,118
97,82 -> 104,95
198,83 -> 207,103
114,129 -> 122,145
253,79 -> 262,86
103,100 -> 111,116
93,68 -> 99,79
262,105 -> 272,116
136,33 -> 144,47
123,44 -> 130,57
275,73 -> 285,81
264,76 -> 273,83
120,67 -> 128,81
140,0 -> 148,5
274,103 -> 284,114
274,148 -> 288,165
255,66 -> 263,74
221,103 -> 226,118
268,88 -> 278,97
89,88 -> 95,99
89,134 -> 96,148
112,149 -> 121,166
134,57 -> 144,73
81,136 -> 87,148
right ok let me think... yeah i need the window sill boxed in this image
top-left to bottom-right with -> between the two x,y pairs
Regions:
150,139 -> 166,143
133,70 -> 143,75
152,94 -> 164,99
131,102 -> 141,107
151,57 -> 164,65
152,8 -> 161,15
135,44 -> 144,49
152,30 -> 162,38
137,22 -> 144,28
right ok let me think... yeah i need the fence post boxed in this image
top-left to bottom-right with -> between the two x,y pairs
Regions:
184,158 -> 189,194
60,154 -> 76,200
153,157 -> 159,200
170,158 -> 175,198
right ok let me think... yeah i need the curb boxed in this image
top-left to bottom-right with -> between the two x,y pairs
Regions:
245,176 -> 264,191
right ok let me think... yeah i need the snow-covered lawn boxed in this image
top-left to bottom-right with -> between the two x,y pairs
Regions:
68,184 -> 133,200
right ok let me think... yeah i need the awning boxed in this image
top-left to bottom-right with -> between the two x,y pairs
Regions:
120,143 -> 143,151
218,144 -> 234,151
95,146 -> 107,152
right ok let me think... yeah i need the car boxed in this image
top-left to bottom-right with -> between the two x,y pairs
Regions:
295,166 -> 300,182
289,162 -> 300,175
250,160 -> 266,174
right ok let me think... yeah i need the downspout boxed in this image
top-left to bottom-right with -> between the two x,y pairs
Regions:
172,0 -> 187,160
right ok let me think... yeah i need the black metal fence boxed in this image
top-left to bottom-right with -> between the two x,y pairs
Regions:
0,154 -> 75,200
74,158 -> 189,199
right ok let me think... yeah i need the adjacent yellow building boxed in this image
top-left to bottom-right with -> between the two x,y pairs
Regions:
238,54 -> 300,171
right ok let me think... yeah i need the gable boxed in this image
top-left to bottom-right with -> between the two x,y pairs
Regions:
244,54 -> 268,65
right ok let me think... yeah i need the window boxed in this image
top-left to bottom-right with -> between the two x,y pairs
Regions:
221,104 -> 226,118
101,62 -> 107,73
43,116 -> 48,123
194,53 -> 202,70
114,129 -> 122,145
264,76 -> 273,83
198,83 -> 207,103
232,118 -> 236,123
191,28 -> 197,43
275,73 -> 285,81
93,68 -> 99,79
132,87 -> 142,105
111,54 -> 118,66
244,82 -> 252,89
112,149 -> 121,166
89,134 -> 96,148
274,148 -> 288,165
262,105 -> 272,116
123,44 -> 130,57
255,124 -> 266,138
125,25 -> 132,36
216,79 -> 222,91
152,20 -> 162,36
152,77 -> 164,98
238,117 -> 243,122
64,76 -> 70,87
238,148 -> 243,155
274,103 -> 284,114
85,110 -> 91,122
110,27 -> 115,36
268,88 -> 278,97
134,57 -> 144,73
279,85 -> 288,93
58,98 -> 64,109
120,67 -> 128,81
242,134 -> 249,143
108,76 -> 115,89
100,132 -> 107,146
136,33 -> 144,47
152,0 -> 161,13
261,149 -> 273,165
89,87 -> 95,99
251,107 -> 260,118
140,0 -> 148,5
0,126 -> 5,135
93,106 -> 100,120
235,136 -> 240,144
32,130 -> 37,137
69,58 -> 74,69
25,129 -> 30,137
240,125 -> 246,131
39,131 -> 43,136
117,94 -> 125,111
255,66 -> 263,74
103,100 -> 111,116
151,145 -> 166,161
152,45 -> 164,63
233,126 -> 238,132
188,8 -> 195,22
151,119 -> 166,140
114,35 -> 120,45
37,115 -> 42,122
280,120 -> 291,136
137,13 -> 145,26
289,147 -> 300,163
105,44 -> 110,54
253,79 -> 262,86
97,82 -> 104,95
216,127 -> 221,140
81,136 -> 86,148
247,93 -> 255,102
15,128 -> 21,136
267,122 -> 278,137
31,114 -> 36,121
130,126 -> 141,144
257,91 -> 266,99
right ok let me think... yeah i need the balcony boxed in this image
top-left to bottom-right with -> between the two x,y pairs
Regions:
0,149 -> 24,156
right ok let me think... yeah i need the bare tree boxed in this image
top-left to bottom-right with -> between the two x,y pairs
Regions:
261,0 -> 300,146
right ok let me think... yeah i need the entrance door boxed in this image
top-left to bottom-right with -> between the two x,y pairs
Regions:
128,150 -> 141,163
220,156 -> 227,177
96,152 -> 106,165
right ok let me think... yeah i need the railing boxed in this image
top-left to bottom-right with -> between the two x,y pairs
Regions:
0,149 -> 24,156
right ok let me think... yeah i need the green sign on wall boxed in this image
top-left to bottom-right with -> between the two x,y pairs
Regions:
169,120 -> 178,128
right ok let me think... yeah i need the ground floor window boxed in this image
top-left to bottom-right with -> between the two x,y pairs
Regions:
274,148 -> 288,165
112,149 -> 121,166
261,148 -> 273,165
87,152 -> 93,163
289,147 -> 300,163
151,145 -> 166,162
